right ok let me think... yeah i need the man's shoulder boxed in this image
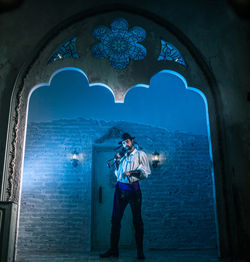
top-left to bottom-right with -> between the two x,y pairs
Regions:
136,150 -> 147,156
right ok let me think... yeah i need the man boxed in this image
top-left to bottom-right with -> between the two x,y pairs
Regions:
99,133 -> 151,260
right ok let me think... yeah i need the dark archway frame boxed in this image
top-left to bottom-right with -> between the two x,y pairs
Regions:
0,4 -> 232,260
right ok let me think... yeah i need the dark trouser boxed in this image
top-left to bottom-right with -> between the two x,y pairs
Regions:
110,183 -> 144,252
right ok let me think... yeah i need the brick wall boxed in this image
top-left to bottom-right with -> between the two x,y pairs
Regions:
17,118 -> 216,253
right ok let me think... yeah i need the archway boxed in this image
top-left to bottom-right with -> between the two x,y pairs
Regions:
0,6 -> 228,260
17,67 -> 218,259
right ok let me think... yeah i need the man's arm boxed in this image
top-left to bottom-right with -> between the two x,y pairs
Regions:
114,154 -> 122,178
136,151 -> 151,179
125,151 -> 151,182
114,153 -> 122,170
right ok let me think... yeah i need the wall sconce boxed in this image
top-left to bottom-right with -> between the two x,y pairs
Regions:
152,151 -> 160,168
71,150 -> 79,167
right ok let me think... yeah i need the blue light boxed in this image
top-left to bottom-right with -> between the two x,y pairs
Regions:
28,68 -> 209,136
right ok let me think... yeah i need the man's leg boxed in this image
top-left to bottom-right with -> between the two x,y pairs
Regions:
111,189 -> 128,251
129,189 -> 145,260
100,186 -> 128,258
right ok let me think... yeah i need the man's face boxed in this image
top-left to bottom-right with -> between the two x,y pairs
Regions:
122,139 -> 133,150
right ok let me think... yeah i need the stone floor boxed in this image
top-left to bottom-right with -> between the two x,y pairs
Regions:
16,249 -> 235,262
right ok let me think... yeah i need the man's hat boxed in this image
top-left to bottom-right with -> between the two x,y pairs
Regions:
118,133 -> 135,144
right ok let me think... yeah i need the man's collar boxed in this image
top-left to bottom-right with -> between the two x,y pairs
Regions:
127,148 -> 137,156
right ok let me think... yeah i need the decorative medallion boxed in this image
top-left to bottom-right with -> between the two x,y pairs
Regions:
158,40 -> 186,66
48,36 -> 79,63
92,18 -> 147,69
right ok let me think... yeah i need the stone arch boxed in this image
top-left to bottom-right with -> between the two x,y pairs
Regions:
1,4 -> 229,258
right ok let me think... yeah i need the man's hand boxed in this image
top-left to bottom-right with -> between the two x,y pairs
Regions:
116,153 -> 121,159
124,171 -> 130,177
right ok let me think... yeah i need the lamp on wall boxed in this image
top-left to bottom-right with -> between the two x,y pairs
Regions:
152,151 -> 160,168
71,150 -> 79,167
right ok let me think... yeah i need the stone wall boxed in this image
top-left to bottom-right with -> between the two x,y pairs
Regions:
0,0 -> 249,259
17,118 -> 216,253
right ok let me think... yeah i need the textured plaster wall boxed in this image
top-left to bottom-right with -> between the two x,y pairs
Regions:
0,0 -> 249,258
17,118 -> 216,253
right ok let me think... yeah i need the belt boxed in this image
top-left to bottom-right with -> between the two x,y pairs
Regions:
116,181 -> 140,191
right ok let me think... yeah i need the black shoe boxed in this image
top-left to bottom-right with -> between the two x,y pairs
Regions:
99,248 -> 119,258
137,250 -> 145,260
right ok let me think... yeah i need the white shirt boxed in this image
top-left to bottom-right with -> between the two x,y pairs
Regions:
115,148 -> 151,184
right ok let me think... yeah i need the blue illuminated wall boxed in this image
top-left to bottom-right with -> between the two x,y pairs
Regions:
18,118 -> 216,252
17,69 -> 216,253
